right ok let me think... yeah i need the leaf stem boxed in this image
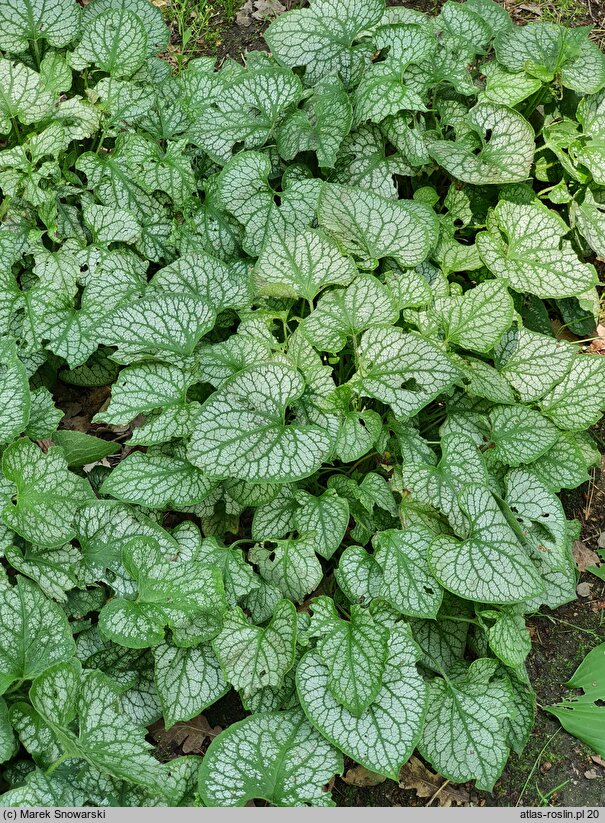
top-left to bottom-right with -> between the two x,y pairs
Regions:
30,37 -> 41,70
46,752 -> 69,776
11,118 -> 22,145
521,84 -> 549,118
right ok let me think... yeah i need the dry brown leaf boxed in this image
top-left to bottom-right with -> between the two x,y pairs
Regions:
573,540 -> 601,572
149,715 -> 222,754
398,756 -> 470,807
584,769 -> 599,780
588,324 -> 605,354
236,0 -> 286,26
64,415 -> 90,433
591,755 -> 605,769
253,0 -> 286,18
342,765 -> 387,787
35,438 -> 54,454
551,318 -> 579,342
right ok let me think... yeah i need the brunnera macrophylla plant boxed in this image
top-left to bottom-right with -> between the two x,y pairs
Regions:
0,0 -> 605,807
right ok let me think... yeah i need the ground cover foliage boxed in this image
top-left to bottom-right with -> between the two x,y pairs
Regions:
1,0 -> 605,807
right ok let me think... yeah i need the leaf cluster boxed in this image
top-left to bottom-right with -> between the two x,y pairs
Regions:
0,0 -> 604,807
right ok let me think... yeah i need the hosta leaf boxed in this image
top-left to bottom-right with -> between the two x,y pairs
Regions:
293,489 -> 349,560
0,58 -> 55,135
477,200 -> 597,298
254,228 -> 357,301
434,280 -> 514,353
0,577 -> 75,695
0,338 -> 30,445
318,183 -> 437,268
351,327 -> 459,419
428,103 -> 534,185
248,535 -> 323,604
373,527 -> 444,619
302,272 -> 397,353
495,22 -> 605,94
495,326 -> 576,402
97,293 -> 214,361
191,68 -> 302,164
429,485 -> 543,604
2,439 -> 92,548
540,354 -> 605,429
70,8 -> 148,78
418,658 -> 512,791
308,596 -> 389,716
276,75 -> 352,168
100,451 -> 215,509
0,0 -> 80,53
98,537 -> 226,649
153,642 -> 228,727
187,364 -> 333,483
297,627 -> 427,779
489,404 -> 558,466
198,709 -> 343,807
264,0 -> 383,86
212,600 -> 296,699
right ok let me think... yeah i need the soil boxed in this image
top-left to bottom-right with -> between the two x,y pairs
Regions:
192,0 -> 605,64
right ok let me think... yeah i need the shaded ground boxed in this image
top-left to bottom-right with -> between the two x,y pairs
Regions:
162,0 -> 605,62
154,0 -> 605,807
